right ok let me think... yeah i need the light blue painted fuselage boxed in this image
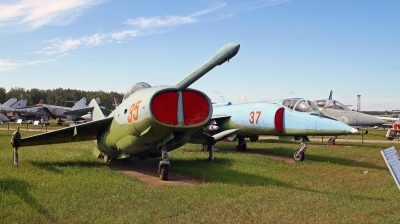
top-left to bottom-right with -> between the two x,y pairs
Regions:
212,100 -> 355,137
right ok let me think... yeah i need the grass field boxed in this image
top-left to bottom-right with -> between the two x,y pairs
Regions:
1,128 -> 400,223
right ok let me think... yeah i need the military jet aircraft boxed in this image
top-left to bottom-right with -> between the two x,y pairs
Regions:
312,91 -> 385,128
11,42 -> 241,181
0,97 -> 28,110
3,97 -> 88,121
191,98 -> 358,162
0,113 -> 9,123
0,97 -> 28,118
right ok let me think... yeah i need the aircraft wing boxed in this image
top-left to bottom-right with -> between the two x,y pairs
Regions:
19,117 -> 113,147
64,107 -> 112,116
211,114 -> 231,119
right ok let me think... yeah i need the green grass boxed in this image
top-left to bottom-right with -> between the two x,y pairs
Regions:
1,129 -> 400,223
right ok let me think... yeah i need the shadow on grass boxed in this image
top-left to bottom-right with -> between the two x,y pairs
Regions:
0,178 -> 54,221
169,157 -> 388,202
213,141 -> 387,171
29,160 -> 103,173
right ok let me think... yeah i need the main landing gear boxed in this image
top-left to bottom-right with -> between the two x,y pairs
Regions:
235,137 -> 246,151
293,136 -> 307,162
201,144 -> 215,161
158,145 -> 170,181
328,135 -> 338,146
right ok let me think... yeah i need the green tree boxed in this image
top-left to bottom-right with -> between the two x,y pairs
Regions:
0,87 -> 6,103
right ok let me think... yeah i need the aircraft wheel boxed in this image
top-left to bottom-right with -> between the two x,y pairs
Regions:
249,136 -> 259,142
159,165 -> 169,181
293,149 -> 305,162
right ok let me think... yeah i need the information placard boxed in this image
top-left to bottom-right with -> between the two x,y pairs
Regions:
381,146 -> 400,190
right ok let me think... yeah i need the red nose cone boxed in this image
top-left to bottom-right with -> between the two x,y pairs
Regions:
183,91 -> 210,126
274,107 -> 284,132
151,92 -> 179,125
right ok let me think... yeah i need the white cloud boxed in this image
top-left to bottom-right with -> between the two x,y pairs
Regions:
0,58 -> 54,71
125,16 -> 196,29
239,96 -> 248,102
35,33 -> 105,55
0,0 -> 107,32
111,30 -> 139,42
83,33 -> 106,46
0,60 -> 16,71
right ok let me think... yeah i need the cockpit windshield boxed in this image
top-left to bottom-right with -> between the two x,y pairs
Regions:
314,100 -> 350,110
278,98 -> 320,113
123,82 -> 151,101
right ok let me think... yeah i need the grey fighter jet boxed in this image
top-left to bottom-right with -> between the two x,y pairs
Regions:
312,91 -> 385,128
3,97 -> 87,121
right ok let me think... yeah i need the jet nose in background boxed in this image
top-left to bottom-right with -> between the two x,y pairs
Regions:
355,113 -> 385,127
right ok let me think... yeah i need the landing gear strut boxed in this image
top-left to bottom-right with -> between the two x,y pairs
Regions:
207,144 -> 214,161
158,145 -> 170,181
293,136 -> 307,162
236,137 -> 246,151
328,135 -> 338,146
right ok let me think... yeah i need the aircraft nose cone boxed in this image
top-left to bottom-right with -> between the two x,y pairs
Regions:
356,113 -> 385,126
351,128 -> 359,134
211,42 -> 240,65
227,42 -> 240,58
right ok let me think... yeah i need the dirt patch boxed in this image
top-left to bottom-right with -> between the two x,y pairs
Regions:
110,163 -> 204,186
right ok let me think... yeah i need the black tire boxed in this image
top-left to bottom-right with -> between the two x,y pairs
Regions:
159,165 -> 169,181
249,136 -> 259,142
293,149 -> 305,162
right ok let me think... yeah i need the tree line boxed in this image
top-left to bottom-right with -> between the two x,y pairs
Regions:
0,87 -> 124,110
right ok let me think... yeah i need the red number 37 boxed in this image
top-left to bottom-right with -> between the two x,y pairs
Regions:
249,111 -> 262,124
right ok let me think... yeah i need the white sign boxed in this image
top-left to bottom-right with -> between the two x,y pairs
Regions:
381,146 -> 400,190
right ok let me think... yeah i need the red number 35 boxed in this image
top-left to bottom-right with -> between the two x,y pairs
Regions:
128,100 -> 142,123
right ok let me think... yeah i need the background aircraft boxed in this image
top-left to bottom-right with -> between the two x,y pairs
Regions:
312,91 -> 385,128
0,113 -> 9,123
190,98 -> 357,162
3,97 -> 88,121
11,42 -> 241,181
0,97 -> 28,119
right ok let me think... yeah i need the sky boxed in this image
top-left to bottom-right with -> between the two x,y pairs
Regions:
0,0 -> 399,111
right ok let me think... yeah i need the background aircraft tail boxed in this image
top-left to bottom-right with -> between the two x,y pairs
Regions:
88,98 -> 105,121
7,98 -> 28,109
72,97 -> 87,109
1,98 -> 18,108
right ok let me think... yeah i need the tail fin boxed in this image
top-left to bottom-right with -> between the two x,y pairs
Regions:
72,97 -> 87,109
1,98 -> 18,109
328,90 -> 333,100
12,98 -> 27,109
88,98 -> 105,121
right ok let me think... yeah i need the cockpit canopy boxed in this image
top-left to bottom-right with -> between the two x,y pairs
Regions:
123,82 -> 152,101
314,100 -> 350,111
277,98 -> 320,113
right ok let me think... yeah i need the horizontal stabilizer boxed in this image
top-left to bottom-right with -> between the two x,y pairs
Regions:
19,117 -> 113,147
